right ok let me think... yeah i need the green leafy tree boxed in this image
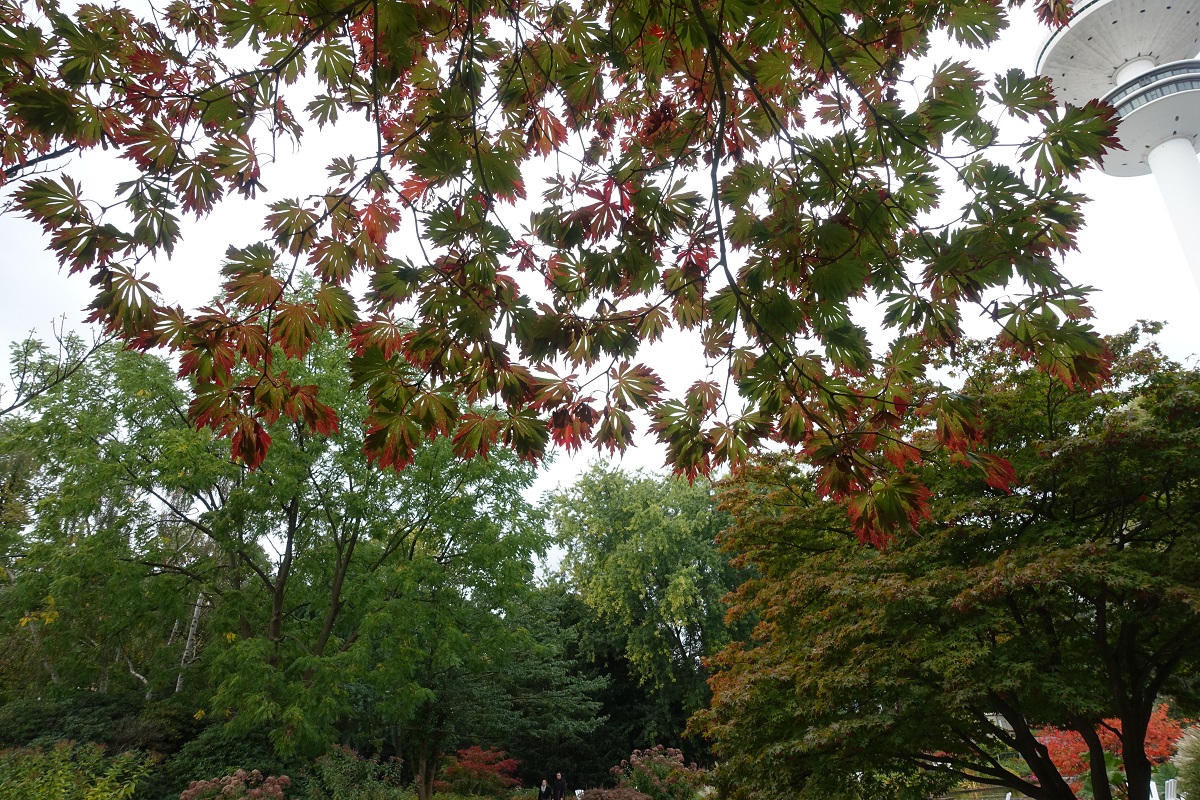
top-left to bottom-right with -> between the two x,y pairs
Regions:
1,329 -> 107,420
0,332 -> 551,792
553,466 -> 743,760
0,421 -> 35,577
698,326 -> 1200,800
2,0 -> 1116,538
359,543 -> 548,800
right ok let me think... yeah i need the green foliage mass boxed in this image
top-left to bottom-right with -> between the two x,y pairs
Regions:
302,746 -> 409,800
0,742 -> 154,800
18,321 -> 1195,800
0,331 -> 605,797
146,723 -> 298,799
0,691 -> 144,749
554,466 -> 738,690
477,584 -> 608,788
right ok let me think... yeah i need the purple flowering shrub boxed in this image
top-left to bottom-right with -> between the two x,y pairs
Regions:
179,768 -> 291,799
609,746 -> 704,800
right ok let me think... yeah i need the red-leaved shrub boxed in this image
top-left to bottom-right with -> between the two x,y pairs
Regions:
1035,704 -> 1187,793
436,746 -> 521,796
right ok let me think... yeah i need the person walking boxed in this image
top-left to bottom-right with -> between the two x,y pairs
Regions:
539,779 -> 553,800
552,772 -> 567,800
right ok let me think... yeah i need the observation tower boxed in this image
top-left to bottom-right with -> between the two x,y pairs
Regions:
1036,0 -> 1200,286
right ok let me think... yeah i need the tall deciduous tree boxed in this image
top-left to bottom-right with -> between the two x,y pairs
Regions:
698,326 -> 1200,800
3,0 -> 1115,537
553,465 -> 743,760
0,328 -> 553,777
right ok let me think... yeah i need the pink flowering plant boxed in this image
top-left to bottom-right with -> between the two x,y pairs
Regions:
179,768 -> 291,799
609,746 -> 704,800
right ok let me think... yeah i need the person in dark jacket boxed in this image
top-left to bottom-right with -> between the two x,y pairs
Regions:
538,779 -> 553,800
552,772 -> 567,800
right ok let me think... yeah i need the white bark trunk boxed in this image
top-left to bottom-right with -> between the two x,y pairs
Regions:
175,592 -> 206,693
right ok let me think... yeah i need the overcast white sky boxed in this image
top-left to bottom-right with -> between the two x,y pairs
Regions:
2,6 -> 1198,502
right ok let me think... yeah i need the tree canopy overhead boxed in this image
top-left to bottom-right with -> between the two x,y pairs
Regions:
3,0 -> 1116,537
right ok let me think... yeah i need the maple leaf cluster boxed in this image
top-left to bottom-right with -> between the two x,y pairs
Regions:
2,0 -> 1118,538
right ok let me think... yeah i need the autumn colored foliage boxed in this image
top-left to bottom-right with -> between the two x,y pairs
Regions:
3,0 -> 1120,538
699,330 -> 1200,800
436,746 -> 521,796
1036,706 -> 1187,792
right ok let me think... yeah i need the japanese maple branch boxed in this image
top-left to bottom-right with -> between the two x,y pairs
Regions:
3,145 -> 79,181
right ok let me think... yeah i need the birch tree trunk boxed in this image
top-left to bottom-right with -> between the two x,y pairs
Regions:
175,591 -> 206,693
